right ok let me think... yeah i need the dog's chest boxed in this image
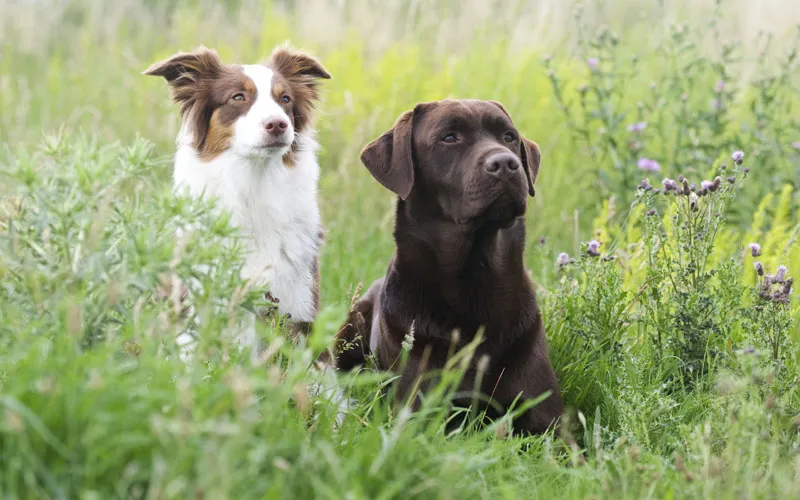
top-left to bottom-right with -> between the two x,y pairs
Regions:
173,148 -> 321,285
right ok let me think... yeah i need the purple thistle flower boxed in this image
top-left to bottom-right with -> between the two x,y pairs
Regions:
638,178 -> 653,191
749,242 -> 762,257
662,178 -> 678,191
701,180 -> 714,191
732,150 -> 744,164
727,176 -> 736,184
586,240 -> 601,257
637,158 -> 661,172
754,261 -> 764,276
743,167 -> 749,173
556,252 -> 570,267
775,265 -> 788,283
627,121 -> 648,133
646,208 -> 657,216
587,58 -> 599,71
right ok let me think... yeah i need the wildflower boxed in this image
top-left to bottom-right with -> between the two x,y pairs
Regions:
539,236 -> 546,245
727,176 -> 736,184
586,240 -> 601,257
719,164 -> 727,170
792,141 -> 800,150
775,265 -> 787,283
710,98 -> 721,111
646,208 -> 657,216
715,80 -> 725,92
556,252 -> 570,267
637,158 -> 660,172
749,243 -> 762,257
682,178 -> 690,195
627,122 -> 647,133
638,178 -> 653,191
732,150 -> 744,164
743,167 -> 749,173
753,260 -> 764,275
662,178 -> 678,191
701,180 -> 713,191
710,176 -> 722,191
587,57 -> 599,71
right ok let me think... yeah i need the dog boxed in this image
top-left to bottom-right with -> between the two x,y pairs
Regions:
144,44 -> 331,358
329,99 -> 564,435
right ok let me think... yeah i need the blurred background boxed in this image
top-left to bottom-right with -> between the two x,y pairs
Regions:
2,0 -> 799,305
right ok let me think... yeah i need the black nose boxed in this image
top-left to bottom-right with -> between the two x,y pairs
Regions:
484,152 -> 520,174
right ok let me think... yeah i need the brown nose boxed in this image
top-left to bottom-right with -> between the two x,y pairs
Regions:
264,117 -> 289,136
485,152 -> 520,174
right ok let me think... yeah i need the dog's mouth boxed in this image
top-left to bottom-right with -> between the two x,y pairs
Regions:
478,192 -> 526,226
258,139 -> 292,150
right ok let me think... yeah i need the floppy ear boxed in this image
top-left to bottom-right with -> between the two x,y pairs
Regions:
488,100 -> 540,197
520,138 -> 541,197
360,109 -> 416,200
142,46 -> 223,116
269,44 -> 332,81
142,46 -> 223,85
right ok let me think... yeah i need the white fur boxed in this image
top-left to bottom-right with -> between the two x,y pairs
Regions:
172,64 -> 322,359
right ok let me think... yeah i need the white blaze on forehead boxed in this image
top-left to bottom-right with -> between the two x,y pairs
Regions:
231,64 -> 293,154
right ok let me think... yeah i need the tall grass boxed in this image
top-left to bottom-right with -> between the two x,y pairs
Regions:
1,0 -> 800,498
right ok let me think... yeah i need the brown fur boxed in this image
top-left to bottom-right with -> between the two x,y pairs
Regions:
143,45 -> 330,164
330,99 -> 564,435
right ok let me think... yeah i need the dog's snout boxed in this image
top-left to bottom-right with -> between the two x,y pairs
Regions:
264,117 -> 289,136
485,152 -> 521,174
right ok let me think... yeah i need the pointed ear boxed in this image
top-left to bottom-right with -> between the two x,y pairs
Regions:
360,109 -> 416,200
142,46 -> 223,84
488,100 -> 540,197
520,138 -> 541,197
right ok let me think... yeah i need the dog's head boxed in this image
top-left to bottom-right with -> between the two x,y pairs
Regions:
144,44 -> 330,162
360,99 -> 540,226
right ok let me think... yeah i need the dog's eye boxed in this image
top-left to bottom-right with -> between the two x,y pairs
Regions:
280,95 -> 291,104
503,131 -> 517,143
441,133 -> 458,143
231,93 -> 246,102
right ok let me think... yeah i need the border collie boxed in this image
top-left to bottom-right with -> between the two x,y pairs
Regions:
144,44 -> 331,359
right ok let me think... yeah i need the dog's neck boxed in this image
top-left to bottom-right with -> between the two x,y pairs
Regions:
391,199 -> 527,284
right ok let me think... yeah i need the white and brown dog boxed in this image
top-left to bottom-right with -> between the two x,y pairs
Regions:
144,45 -> 331,359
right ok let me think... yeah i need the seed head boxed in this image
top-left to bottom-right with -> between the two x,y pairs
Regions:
749,243 -> 762,257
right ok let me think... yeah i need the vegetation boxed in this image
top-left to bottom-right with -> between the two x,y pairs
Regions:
1,0 -> 800,498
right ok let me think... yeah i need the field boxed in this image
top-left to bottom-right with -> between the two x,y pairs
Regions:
2,0 -> 800,498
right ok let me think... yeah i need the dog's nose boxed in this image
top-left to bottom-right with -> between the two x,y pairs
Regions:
485,152 -> 521,174
264,117 -> 289,136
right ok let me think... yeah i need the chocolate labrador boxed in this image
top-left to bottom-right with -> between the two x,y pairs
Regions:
331,99 -> 563,435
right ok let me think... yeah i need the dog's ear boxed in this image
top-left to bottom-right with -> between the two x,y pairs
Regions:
360,108 -> 416,200
269,44 -> 332,81
143,46 -> 223,111
520,138 -> 541,197
489,100 -> 540,197
143,46 -> 223,86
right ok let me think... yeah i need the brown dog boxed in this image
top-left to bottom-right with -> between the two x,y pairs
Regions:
331,99 -> 564,435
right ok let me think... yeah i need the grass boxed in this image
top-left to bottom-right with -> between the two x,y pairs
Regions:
2,0 -> 800,498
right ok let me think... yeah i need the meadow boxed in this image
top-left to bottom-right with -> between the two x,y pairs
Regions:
1,0 -> 800,498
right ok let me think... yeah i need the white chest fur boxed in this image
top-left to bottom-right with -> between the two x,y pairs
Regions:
172,139 -> 322,323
